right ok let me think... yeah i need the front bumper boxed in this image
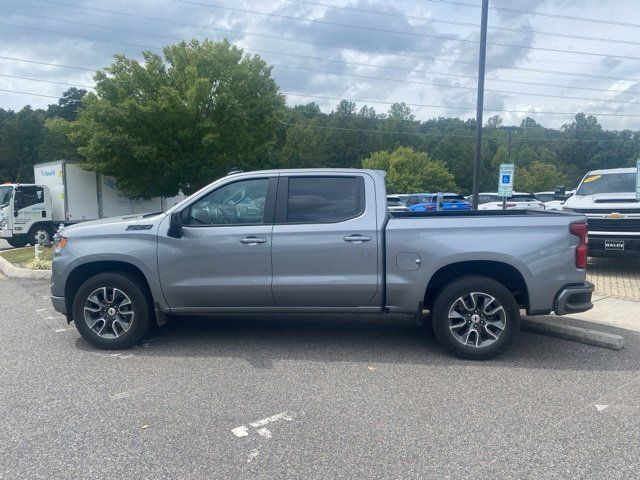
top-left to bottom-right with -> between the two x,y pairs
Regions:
51,295 -> 67,315
554,282 -> 594,315
589,235 -> 640,257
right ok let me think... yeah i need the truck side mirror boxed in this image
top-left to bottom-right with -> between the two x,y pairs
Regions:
167,211 -> 183,239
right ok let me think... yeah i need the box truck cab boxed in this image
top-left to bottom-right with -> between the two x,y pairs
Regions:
1,160 -> 184,248
0,183 -> 53,247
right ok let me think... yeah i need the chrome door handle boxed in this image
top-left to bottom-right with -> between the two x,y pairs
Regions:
343,234 -> 372,243
239,236 -> 267,244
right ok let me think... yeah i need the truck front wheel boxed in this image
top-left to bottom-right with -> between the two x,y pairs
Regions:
431,275 -> 520,360
27,225 -> 52,246
72,272 -> 152,349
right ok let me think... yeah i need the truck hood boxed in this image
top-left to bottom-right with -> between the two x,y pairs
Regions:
60,212 -> 166,238
564,192 -> 640,210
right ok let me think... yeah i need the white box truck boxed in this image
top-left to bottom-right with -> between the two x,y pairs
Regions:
0,160 -> 183,247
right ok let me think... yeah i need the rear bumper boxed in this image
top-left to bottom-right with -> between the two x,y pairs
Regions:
554,282 -> 594,315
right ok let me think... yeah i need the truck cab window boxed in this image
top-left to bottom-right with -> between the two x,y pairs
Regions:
287,176 -> 364,223
16,186 -> 44,209
186,178 -> 268,225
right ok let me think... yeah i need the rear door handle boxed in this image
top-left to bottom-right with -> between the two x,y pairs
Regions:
344,234 -> 372,243
239,236 -> 267,244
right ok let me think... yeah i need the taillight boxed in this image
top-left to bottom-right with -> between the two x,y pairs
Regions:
570,222 -> 588,269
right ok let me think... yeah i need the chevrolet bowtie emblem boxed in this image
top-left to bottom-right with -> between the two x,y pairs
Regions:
606,212 -> 624,219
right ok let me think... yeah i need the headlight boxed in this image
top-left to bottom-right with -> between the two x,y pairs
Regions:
0,221 -> 7,230
54,236 -> 68,254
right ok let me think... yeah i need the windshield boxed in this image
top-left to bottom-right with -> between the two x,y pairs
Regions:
577,172 -> 636,195
0,186 -> 12,207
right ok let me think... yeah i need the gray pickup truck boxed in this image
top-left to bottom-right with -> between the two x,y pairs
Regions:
51,169 -> 594,359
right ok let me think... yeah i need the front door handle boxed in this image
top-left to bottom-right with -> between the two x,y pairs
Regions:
344,234 -> 372,243
239,236 -> 267,245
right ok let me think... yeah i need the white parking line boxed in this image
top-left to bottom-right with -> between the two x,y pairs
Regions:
231,411 -> 294,439
249,412 -> 293,428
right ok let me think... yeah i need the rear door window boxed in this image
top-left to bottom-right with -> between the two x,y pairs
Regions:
285,176 -> 365,223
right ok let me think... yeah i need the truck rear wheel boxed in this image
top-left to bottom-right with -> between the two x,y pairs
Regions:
7,236 -> 28,248
72,272 -> 152,350
431,275 -> 520,360
27,225 -> 52,246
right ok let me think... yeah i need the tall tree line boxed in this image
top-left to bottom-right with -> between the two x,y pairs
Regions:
1,39 -> 639,196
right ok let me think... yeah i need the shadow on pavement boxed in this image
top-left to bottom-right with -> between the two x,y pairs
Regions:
73,313 -> 640,372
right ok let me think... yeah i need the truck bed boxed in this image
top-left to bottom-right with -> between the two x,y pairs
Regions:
389,209 -> 565,218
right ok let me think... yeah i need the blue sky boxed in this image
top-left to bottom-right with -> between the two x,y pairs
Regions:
1,0 -> 639,129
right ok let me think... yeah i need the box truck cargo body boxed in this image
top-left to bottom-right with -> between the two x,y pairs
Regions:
0,160 -> 183,247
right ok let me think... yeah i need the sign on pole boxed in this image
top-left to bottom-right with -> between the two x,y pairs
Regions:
498,163 -> 514,197
636,159 -> 640,201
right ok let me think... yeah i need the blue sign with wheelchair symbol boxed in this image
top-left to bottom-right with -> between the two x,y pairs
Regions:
501,174 -> 511,184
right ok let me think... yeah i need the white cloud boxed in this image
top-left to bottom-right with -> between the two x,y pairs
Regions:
1,0 -> 639,129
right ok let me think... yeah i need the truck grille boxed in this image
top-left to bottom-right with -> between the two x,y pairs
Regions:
587,218 -> 640,232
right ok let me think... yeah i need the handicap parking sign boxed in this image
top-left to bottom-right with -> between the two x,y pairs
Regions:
498,164 -> 514,197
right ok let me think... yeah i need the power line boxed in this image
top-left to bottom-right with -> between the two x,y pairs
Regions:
272,63 -> 640,106
0,55 -> 96,72
30,0 -> 625,67
282,0 -> 640,47
0,73 -> 93,89
282,92 -> 640,117
3,48 -> 640,98
170,0 -> 640,61
424,0 -> 640,29
4,10 -> 639,84
281,118 -> 637,143
1,85 -> 636,139
0,88 -> 60,99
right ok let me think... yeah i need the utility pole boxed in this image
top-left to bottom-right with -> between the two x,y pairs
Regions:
471,0 -> 489,210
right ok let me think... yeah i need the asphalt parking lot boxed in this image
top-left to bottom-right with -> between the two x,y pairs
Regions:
1,274 -> 639,479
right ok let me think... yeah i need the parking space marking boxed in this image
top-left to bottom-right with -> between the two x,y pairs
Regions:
249,411 -> 293,428
257,428 -> 272,439
231,411 -> 294,439
246,449 -> 260,463
231,426 -> 249,438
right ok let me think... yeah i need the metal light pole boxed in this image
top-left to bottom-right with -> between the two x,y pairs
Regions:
471,0 -> 489,210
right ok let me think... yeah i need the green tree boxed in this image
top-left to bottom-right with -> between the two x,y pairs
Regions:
362,146 -> 457,193
491,145 -> 508,169
55,39 -> 285,197
516,161 -> 567,192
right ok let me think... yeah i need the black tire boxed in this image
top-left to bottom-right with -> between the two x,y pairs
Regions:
431,275 -> 520,360
27,224 -> 52,246
72,271 -> 152,349
7,236 -> 28,248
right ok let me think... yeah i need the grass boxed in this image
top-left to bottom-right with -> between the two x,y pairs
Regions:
0,246 -> 53,269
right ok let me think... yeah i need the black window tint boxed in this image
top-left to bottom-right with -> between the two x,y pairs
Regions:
186,178 -> 268,225
17,186 -> 44,208
287,177 -> 364,223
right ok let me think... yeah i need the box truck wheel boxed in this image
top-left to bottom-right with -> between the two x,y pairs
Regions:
27,225 -> 52,246
7,236 -> 28,248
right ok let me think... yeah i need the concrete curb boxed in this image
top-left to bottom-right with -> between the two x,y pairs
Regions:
0,254 -> 51,280
522,317 -> 625,351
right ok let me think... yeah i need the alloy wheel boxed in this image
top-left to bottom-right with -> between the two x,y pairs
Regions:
448,292 -> 506,348
83,287 -> 135,339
